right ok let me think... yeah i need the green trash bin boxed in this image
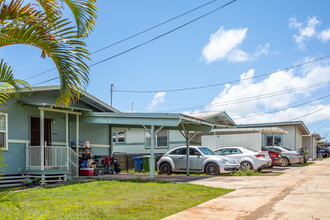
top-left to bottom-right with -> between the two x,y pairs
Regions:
141,155 -> 157,172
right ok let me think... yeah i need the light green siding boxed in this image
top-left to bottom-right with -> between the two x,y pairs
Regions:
112,128 -> 188,154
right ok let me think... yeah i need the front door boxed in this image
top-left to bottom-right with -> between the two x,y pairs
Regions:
30,117 -> 52,146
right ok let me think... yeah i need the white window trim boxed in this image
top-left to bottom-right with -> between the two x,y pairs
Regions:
112,130 -> 126,144
0,113 -> 8,151
145,129 -> 169,149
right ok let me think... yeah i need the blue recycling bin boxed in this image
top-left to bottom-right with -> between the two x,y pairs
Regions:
80,160 -> 88,168
133,157 -> 143,172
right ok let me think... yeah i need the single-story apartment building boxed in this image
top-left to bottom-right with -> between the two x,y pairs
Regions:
0,86 -> 214,186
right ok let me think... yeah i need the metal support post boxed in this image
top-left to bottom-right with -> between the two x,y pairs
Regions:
66,113 -> 69,171
76,114 -> 79,178
40,109 -> 44,171
150,125 -> 155,180
185,130 -> 190,176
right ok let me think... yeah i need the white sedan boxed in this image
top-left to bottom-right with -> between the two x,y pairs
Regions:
214,146 -> 272,171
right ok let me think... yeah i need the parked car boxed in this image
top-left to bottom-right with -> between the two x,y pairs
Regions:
270,146 -> 303,166
261,146 -> 283,167
157,146 -> 240,175
214,147 -> 272,171
317,146 -> 330,158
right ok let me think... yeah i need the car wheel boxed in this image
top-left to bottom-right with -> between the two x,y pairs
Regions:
160,162 -> 172,175
240,161 -> 253,170
205,162 -> 219,175
281,157 -> 290,167
322,152 -> 329,158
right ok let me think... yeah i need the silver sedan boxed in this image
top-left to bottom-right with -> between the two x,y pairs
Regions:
157,146 -> 240,175
270,146 -> 303,166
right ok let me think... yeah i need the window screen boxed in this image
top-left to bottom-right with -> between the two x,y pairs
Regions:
145,129 -> 168,148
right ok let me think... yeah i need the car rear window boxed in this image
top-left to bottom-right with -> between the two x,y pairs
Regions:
198,147 -> 215,155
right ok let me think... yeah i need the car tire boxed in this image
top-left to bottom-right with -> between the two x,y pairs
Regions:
240,161 -> 253,170
322,152 -> 329,158
205,162 -> 220,175
281,157 -> 290,167
159,162 -> 172,175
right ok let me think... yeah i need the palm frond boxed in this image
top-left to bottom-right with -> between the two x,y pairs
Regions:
0,16 -> 90,105
0,187 -> 20,210
0,0 -> 39,24
36,0 -> 98,38
0,59 -> 31,105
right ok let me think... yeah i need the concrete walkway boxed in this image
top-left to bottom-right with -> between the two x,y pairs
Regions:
165,159 -> 330,220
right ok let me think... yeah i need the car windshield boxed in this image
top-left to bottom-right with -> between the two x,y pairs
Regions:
198,147 -> 216,155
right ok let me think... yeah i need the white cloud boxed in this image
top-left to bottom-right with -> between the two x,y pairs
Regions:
289,16 -> 323,49
233,104 -> 330,125
202,27 -> 269,63
202,27 -> 247,63
254,43 -> 270,58
290,16 -> 330,47
206,61 -> 330,124
147,92 -> 166,111
227,49 -> 249,62
319,29 -> 330,42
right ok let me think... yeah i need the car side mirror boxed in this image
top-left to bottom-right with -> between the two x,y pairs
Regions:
194,152 -> 201,157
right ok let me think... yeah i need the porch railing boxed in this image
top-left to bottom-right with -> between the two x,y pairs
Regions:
26,146 -> 68,170
69,148 -> 79,178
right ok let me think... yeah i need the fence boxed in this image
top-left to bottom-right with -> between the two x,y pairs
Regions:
113,152 -> 164,172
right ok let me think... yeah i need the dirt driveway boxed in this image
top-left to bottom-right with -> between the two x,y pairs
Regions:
165,159 -> 330,220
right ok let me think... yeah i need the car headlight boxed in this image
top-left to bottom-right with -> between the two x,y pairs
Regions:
221,159 -> 229,164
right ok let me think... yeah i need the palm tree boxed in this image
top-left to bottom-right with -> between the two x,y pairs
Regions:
0,0 -> 98,105
0,0 -> 98,209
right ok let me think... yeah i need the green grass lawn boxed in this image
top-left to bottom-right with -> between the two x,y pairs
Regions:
0,180 -> 232,220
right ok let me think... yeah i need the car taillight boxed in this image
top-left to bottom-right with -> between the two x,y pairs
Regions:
255,154 -> 265,158
293,153 -> 299,156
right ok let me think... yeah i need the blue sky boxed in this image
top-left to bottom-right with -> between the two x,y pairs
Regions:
2,0 -> 330,138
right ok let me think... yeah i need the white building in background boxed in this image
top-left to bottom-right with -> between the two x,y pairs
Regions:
202,121 -> 310,152
303,133 -> 326,159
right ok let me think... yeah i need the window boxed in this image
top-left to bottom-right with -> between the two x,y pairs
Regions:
0,114 -> 8,150
170,148 -> 181,155
145,129 -> 168,148
112,131 -> 125,143
189,148 -> 200,156
230,148 -> 242,154
215,149 -> 230,155
198,147 -> 216,155
265,135 -> 282,146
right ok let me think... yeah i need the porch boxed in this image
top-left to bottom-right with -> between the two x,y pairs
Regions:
24,104 -> 82,179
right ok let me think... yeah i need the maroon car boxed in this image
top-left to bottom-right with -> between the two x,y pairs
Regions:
262,146 -> 282,167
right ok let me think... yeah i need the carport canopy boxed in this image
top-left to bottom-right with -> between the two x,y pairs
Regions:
81,113 -> 215,180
